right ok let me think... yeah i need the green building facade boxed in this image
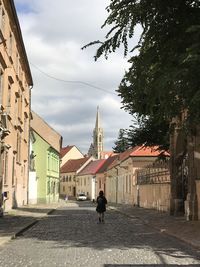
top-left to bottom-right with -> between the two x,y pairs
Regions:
32,131 -> 60,203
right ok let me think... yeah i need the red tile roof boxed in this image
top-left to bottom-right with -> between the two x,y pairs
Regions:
97,154 -> 119,173
130,146 -> 170,157
60,157 -> 91,173
108,147 -> 137,170
60,146 -> 74,157
107,146 -> 169,170
77,159 -> 106,176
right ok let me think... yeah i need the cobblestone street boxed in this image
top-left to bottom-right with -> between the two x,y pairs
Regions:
0,202 -> 200,267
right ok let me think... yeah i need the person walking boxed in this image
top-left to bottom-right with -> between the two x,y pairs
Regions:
96,190 -> 107,223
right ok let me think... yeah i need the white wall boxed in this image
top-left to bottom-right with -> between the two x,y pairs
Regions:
28,172 -> 37,204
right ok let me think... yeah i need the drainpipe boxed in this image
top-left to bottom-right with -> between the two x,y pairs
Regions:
114,166 -> 118,204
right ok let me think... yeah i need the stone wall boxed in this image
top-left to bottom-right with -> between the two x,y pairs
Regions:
196,180 -> 200,219
133,183 -> 171,212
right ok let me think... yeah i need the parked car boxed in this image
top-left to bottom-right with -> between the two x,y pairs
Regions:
77,193 -> 87,201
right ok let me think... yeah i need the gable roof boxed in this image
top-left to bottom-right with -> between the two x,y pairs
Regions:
60,157 -> 91,173
108,147 -> 137,170
31,111 -> 62,153
108,145 -> 169,170
130,146 -> 170,157
77,159 -> 106,176
97,154 -> 119,173
60,145 -> 74,157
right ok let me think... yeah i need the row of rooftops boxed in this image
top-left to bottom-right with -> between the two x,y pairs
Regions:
60,145 -> 170,177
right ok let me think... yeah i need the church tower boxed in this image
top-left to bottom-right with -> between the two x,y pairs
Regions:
88,106 -> 104,159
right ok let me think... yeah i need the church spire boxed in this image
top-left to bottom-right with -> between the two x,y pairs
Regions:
95,106 -> 100,129
88,106 -> 104,159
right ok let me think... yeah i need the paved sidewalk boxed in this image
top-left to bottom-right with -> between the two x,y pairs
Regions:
0,201 -> 67,247
109,204 -> 200,250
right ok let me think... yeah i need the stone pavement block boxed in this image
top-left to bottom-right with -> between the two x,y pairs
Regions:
1,200 -> 200,251
108,204 -> 200,250
0,202 -> 67,247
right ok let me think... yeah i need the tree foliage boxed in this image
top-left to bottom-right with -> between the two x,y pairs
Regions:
83,0 -> 200,142
113,128 -> 130,153
127,116 -> 170,151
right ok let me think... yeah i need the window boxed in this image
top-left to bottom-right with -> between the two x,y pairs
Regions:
63,186 -> 65,192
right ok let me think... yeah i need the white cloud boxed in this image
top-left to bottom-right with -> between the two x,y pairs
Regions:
14,0 -> 136,153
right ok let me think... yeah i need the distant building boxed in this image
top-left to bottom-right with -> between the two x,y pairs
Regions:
96,154 -> 118,197
106,146 -> 169,206
29,111 -> 62,204
60,156 -> 93,198
88,106 -> 104,159
60,145 -> 84,167
0,0 -> 33,211
76,159 -> 106,200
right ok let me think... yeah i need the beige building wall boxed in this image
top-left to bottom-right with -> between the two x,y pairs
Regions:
196,180 -> 200,219
76,174 -> 92,199
106,168 -> 118,203
61,147 -> 84,167
133,183 -> 171,212
60,171 -> 76,197
106,156 -> 160,205
0,0 -> 33,211
60,157 -> 94,198
96,172 -> 106,197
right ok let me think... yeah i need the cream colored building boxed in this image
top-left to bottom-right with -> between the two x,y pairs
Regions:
106,146 -> 165,205
95,154 -> 118,197
0,0 -> 33,210
60,145 -> 84,167
60,156 -> 93,198
76,159 -> 105,200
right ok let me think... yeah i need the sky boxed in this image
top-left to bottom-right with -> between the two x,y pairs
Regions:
14,0 -> 139,154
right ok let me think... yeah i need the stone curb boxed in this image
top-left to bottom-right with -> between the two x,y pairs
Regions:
12,219 -> 39,239
0,208 -> 56,247
108,205 -> 200,250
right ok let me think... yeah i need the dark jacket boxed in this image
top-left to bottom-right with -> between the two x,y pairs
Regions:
96,196 -> 107,213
